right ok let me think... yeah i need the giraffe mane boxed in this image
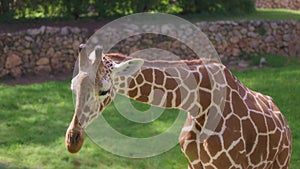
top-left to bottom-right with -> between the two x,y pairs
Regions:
105,53 -> 220,68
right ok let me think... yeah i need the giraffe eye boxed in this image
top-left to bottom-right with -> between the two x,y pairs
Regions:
98,90 -> 110,96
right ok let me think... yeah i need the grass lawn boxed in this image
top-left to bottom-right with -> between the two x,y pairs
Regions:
180,9 -> 300,22
0,65 -> 299,169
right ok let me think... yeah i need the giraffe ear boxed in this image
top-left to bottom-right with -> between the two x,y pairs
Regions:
112,59 -> 144,77
78,44 -> 88,71
91,45 -> 103,70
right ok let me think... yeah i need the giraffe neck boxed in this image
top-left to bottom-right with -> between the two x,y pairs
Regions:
113,58 -> 227,117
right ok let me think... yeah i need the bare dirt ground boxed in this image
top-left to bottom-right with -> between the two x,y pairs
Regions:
0,20 -> 107,35
0,72 -> 73,86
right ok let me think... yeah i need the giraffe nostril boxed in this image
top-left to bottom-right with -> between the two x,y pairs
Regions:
65,112 -> 85,153
67,130 -> 80,144
75,132 -> 80,142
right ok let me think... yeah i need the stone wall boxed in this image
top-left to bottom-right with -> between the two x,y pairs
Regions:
0,26 -> 88,77
109,20 -> 300,61
199,20 -> 300,59
256,0 -> 300,10
1,20 -> 300,78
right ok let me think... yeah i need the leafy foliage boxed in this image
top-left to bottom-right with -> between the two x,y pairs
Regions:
0,0 -> 255,21
177,0 -> 255,15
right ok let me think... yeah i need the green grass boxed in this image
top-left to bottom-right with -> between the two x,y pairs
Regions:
0,81 -> 187,169
0,65 -> 300,169
245,55 -> 300,67
181,9 -> 300,22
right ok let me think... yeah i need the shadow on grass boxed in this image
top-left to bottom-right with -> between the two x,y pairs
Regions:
0,81 -> 73,146
0,163 -> 29,169
101,95 -> 182,138
0,80 -> 182,147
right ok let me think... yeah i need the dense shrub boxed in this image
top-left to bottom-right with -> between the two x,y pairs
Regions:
0,0 -> 255,21
177,0 -> 255,14
0,0 -> 14,20
221,0 -> 256,14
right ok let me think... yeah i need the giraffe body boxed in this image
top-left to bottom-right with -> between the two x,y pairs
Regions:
66,47 -> 292,169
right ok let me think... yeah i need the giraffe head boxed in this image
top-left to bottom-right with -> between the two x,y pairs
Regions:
65,45 -> 144,153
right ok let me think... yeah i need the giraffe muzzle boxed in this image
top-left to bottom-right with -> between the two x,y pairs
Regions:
65,114 -> 85,153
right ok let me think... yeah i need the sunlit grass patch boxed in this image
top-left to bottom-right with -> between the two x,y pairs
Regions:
182,8 -> 300,22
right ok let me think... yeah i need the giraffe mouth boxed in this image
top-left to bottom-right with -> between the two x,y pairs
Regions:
65,113 -> 85,153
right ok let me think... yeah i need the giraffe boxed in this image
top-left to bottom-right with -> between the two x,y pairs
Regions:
65,45 -> 292,169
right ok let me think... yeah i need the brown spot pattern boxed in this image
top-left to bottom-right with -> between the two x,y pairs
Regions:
79,55 -> 292,169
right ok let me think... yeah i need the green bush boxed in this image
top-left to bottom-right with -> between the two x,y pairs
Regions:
0,0 -> 15,20
222,0 -> 256,14
62,0 -> 90,19
0,0 -> 256,21
177,0 -> 255,15
93,0 -> 169,18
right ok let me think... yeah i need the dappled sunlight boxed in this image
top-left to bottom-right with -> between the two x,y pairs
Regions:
258,9 -> 300,15
0,80 -> 187,169
102,97 -> 181,138
0,81 -> 73,147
